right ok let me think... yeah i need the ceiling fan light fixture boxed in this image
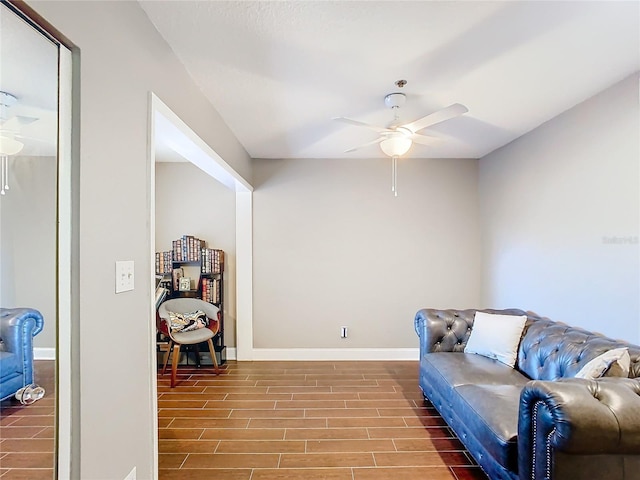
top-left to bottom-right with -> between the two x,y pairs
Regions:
380,136 -> 412,157
0,135 -> 24,156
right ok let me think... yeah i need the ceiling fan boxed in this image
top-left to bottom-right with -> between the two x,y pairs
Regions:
0,91 -> 39,196
333,91 -> 468,196
0,91 -> 39,153
334,92 -> 468,157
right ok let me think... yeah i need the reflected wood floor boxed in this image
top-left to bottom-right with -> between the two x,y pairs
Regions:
158,360 -> 488,480
0,360 -> 55,480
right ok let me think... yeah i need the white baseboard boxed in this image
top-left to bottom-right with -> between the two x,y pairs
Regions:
34,348 -> 56,360
250,348 -> 419,361
225,347 -> 237,360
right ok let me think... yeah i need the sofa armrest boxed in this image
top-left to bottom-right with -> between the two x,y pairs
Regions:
0,308 -> 44,354
414,308 -> 476,354
518,378 -> 640,479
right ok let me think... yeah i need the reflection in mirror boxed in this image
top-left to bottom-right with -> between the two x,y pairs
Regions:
0,4 -> 59,478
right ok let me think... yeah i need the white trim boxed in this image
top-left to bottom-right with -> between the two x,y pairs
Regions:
225,347 -> 237,360
34,347 -> 57,361
251,348 -> 420,361
57,43 -> 73,480
148,93 -> 160,480
235,192 -> 253,360
152,98 -> 252,193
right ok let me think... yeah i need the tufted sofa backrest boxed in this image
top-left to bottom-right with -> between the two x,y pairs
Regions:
518,317 -> 640,380
415,308 -> 538,354
415,308 -> 640,380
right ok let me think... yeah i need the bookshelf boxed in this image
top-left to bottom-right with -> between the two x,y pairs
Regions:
155,234 -> 226,364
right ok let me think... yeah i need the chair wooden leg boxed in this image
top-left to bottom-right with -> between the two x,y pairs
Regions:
207,339 -> 220,375
162,340 -> 173,376
170,343 -> 181,388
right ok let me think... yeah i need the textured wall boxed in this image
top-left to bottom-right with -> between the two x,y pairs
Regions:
479,74 -> 640,343
252,157 -> 482,351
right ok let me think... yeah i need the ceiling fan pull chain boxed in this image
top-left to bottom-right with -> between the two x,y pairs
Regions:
391,155 -> 398,197
1,156 -> 6,195
4,156 -> 9,192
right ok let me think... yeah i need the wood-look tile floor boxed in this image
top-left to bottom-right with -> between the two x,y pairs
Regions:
158,360 -> 489,480
0,360 -> 55,480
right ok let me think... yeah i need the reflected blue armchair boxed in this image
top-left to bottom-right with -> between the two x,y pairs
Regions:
0,308 -> 44,401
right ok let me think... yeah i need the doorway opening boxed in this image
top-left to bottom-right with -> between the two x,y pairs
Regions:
148,93 -> 254,476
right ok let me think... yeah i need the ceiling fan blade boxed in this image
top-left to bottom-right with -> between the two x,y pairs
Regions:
410,133 -> 443,146
333,117 -> 390,134
1,115 -> 39,132
403,103 -> 468,133
344,137 -> 383,153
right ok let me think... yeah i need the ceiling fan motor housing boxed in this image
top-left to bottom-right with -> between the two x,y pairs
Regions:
384,93 -> 406,109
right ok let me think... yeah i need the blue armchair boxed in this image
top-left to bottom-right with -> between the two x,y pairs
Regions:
0,308 -> 44,401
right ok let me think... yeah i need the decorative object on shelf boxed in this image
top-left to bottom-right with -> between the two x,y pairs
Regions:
171,268 -> 184,290
333,80 -> 468,196
178,277 -> 191,291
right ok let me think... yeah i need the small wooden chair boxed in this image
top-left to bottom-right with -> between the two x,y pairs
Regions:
157,298 -> 221,387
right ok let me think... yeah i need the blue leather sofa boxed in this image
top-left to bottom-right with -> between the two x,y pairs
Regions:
415,308 -> 640,480
0,308 -> 44,401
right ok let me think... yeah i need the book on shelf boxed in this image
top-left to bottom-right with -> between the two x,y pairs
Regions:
201,277 -> 220,304
155,251 -> 173,275
201,248 -> 224,274
172,235 -> 207,263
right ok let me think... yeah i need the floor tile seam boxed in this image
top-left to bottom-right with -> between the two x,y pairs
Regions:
177,453 -> 189,469
449,466 -> 464,480
0,467 -> 53,470
29,427 -> 48,439
0,418 -> 19,427
464,451 -> 477,465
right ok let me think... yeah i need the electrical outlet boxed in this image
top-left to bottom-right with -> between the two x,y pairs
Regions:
340,326 -> 348,338
115,260 -> 135,293
124,466 -> 136,480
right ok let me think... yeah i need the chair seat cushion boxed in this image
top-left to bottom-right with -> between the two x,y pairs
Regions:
171,327 -> 215,344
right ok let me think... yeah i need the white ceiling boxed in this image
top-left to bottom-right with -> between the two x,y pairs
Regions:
0,4 -> 58,156
140,0 -> 639,161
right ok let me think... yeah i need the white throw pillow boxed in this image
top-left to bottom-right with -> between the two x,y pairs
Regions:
575,347 -> 630,379
464,311 -> 528,368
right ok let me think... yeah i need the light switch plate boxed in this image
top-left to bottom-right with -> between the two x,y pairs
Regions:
115,260 -> 135,293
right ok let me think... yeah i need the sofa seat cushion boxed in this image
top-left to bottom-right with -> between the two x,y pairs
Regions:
423,352 -> 530,393
0,350 -> 20,377
453,384 -> 522,472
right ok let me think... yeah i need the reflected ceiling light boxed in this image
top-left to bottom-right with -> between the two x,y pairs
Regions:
0,135 -> 24,156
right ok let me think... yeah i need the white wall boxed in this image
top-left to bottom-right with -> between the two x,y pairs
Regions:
26,2 -> 252,479
155,162 -> 237,347
479,73 -> 640,343
252,157 -> 481,352
0,156 -> 56,350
